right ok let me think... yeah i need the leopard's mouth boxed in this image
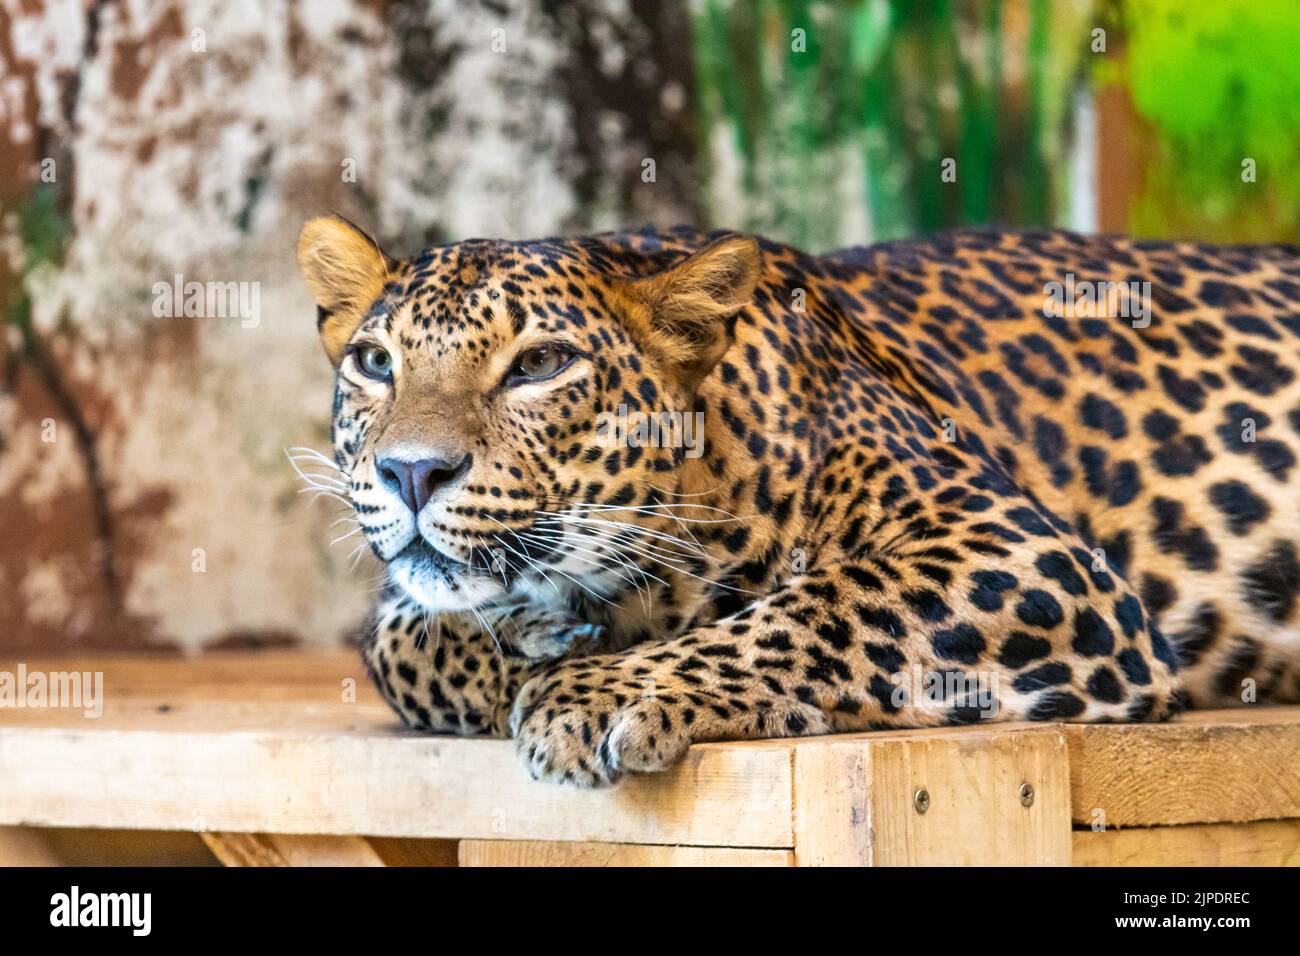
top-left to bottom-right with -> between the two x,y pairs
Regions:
388,522 -> 626,614
387,538 -> 512,612
396,538 -> 469,574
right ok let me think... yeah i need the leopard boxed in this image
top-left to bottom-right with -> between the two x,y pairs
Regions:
296,215 -> 1300,787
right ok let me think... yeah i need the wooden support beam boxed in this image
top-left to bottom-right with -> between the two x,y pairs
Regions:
458,840 -> 792,867
201,833 -> 383,866
0,825 -> 216,866
367,837 -> 460,867
201,833 -> 459,866
1073,820 -> 1300,866
1066,708 -> 1300,827
793,726 -> 1071,866
0,826 -> 65,866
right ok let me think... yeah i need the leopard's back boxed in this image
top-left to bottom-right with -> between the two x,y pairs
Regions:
812,229 -> 1300,704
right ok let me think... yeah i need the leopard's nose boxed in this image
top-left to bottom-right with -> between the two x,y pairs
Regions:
376,453 -> 472,515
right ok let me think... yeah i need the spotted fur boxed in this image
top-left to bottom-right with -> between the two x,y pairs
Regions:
298,219 -> 1300,786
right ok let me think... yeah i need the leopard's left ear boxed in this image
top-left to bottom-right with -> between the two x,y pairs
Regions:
624,234 -> 762,390
297,215 -> 396,366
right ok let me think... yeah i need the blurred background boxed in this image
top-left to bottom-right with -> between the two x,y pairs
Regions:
1,0 -> 1297,656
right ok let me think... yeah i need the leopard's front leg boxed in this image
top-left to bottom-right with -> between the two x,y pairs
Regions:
509,611 -> 846,786
509,640 -> 832,786
512,534 -> 1186,786
362,592 -> 607,736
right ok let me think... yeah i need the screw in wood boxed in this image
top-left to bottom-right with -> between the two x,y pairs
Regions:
913,786 -> 931,814
1019,783 -> 1035,808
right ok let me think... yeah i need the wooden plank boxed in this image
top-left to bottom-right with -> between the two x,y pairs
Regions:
1073,820 -> 1300,867
367,837 -> 459,867
459,839 -> 793,867
0,826 -> 217,866
0,651 -> 370,694
0,730 -> 794,848
0,652 -> 793,847
201,832 -> 290,866
202,832 -> 387,866
793,725 -> 1071,866
790,737 -> 871,866
204,832 -> 461,867
0,652 -> 388,733
1066,710 -> 1300,826
0,826 -> 65,866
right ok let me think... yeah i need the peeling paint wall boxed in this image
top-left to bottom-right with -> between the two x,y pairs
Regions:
0,0 -> 699,653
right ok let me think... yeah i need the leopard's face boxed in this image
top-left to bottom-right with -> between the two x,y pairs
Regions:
301,220 -> 758,615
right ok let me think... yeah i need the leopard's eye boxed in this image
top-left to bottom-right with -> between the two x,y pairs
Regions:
356,345 -> 393,381
511,346 -> 572,382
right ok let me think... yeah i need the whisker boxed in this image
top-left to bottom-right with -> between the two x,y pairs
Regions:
466,603 -> 506,669
482,519 -> 564,598
517,529 -> 664,592
537,521 -> 698,570
549,520 -> 755,595
536,512 -> 708,557
347,540 -> 369,573
577,502 -> 747,521
286,445 -> 343,468
329,526 -> 363,547
484,516 -> 614,607
575,522 -> 706,564
299,487 -> 353,510
519,528 -> 659,616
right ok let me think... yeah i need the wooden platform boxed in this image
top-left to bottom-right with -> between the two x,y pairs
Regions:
1,652 -> 1298,866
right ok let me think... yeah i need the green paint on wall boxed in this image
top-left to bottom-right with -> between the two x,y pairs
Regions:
1117,0 -> 1300,241
691,0 -> 1092,251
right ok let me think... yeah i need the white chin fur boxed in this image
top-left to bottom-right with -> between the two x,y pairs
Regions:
389,559 -> 506,612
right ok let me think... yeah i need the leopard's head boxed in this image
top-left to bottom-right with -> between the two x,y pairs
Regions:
297,217 -> 760,613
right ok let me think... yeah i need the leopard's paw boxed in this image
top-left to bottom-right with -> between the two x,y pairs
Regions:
508,666 -> 831,786
509,672 -> 691,787
499,605 -> 606,661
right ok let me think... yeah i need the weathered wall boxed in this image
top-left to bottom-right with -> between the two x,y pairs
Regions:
0,0 -> 699,652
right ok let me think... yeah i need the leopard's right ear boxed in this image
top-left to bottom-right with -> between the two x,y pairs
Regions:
297,215 -> 395,366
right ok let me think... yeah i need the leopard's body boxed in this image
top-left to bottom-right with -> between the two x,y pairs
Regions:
297,220 -> 1300,786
